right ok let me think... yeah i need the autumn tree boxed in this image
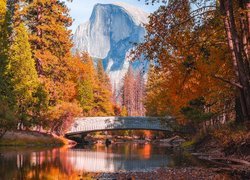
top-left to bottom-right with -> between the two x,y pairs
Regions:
144,65 -> 169,116
122,65 -> 146,116
23,0 -> 75,102
122,65 -> 135,116
19,0 -> 82,132
136,0 -> 235,127
47,101 -> 81,135
218,0 -> 250,122
113,104 -> 122,116
143,0 -> 250,122
120,106 -> 128,117
134,71 -> 145,116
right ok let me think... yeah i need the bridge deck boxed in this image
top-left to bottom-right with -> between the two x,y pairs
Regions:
65,116 -> 174,137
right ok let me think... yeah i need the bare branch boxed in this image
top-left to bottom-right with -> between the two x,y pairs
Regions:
212,74 -> 243,89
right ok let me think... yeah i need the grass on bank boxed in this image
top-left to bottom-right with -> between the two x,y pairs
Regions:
0,131 -> 65,146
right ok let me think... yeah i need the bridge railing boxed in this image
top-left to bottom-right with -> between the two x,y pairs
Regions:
65,116 -> 175,136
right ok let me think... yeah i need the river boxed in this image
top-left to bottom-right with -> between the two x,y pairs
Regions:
0,143 -> 223,179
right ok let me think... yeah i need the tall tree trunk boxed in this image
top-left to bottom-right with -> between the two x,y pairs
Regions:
220,0 -> 250,122
239,0 -> 249,61
235,96 -> 244,123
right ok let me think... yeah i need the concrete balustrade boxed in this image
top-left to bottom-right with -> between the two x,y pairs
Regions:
65,116 -> 175,138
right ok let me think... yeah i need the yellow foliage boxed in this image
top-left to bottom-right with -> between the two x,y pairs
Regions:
140,3 -> 234,124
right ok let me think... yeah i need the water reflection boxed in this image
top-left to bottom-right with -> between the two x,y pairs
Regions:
0,143 -> 203,179
69,144 -> 173,172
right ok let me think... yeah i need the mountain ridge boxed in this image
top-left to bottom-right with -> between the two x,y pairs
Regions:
72,3 -> 149,99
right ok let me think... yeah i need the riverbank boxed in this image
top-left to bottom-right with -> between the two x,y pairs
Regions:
179,123 -> 250,179
0,135 -> 249,179
0,131 -> 68,146
90,134 -> 250,178
192,124 -> 250,162
82,167 -> 246,179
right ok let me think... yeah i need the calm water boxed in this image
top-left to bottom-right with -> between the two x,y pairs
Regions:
0,143 -> 204,179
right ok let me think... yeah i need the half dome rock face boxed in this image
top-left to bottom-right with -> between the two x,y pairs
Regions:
72,2 -> 149,97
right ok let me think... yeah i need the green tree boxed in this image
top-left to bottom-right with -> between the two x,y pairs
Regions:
78,79 -> 94,112
0,101 -> 16,138
96,59 -> 112,89
180,97 -> 214,130
0,0 -> 8,60
0,0 -> 10,100
0,1 -> 16,136
7,23 -> 39,126
94,60 -> 114,116
73,52 -> 95,115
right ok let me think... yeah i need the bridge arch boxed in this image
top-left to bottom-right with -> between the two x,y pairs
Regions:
65,116 -> 175,141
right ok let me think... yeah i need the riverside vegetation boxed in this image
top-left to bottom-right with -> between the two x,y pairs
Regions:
0,0 -> 119,141
0,0 -> 249,178
133,0 -> 250,166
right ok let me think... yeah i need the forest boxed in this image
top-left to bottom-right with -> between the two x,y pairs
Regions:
0,0 -> 119,137
0,0 -> 150,137
0,0 -> 249,148
0,0 -> 249,179
141,0 -> 249,123
133,0 -> 250,158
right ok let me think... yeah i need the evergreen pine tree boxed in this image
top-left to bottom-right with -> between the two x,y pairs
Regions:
7,23 -> 39,125
0,0 -> 10,100
94,60 -> 114,116
0,1 -> 16,137
0,0 -> 8,61
22,0 -> 82,132
77,53 -> 95,115
96,59 -> 112,90
24,0 -> 75,104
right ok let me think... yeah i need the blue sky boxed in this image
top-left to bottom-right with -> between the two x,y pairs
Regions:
64,0 -> 163,32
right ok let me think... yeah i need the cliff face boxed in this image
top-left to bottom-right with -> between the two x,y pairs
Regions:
72,3 -> 149,97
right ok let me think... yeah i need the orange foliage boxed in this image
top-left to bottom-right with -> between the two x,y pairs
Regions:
137,1 -> 235,124
47,101 -> 82,134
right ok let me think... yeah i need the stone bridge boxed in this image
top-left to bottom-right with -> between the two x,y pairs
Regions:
65,116 -> 179,142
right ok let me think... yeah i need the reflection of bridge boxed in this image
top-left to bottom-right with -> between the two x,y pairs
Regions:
67,148 -> 171,172
65,116 -> 175,140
